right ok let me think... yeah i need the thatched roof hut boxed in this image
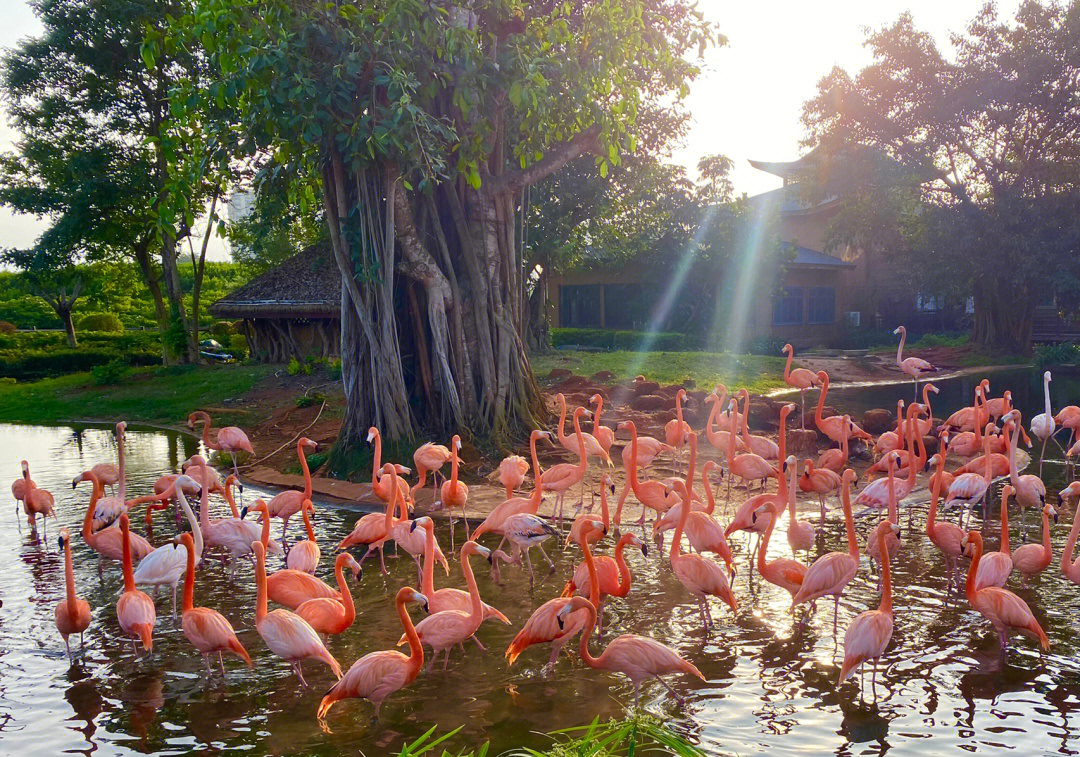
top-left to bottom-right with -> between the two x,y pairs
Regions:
211,244 -> 340,362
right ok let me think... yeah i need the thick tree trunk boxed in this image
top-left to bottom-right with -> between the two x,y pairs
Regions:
159,232 -> 197,363
132,239 -> 168,329
972,278 -> 1034,354
59,307 -> 77,348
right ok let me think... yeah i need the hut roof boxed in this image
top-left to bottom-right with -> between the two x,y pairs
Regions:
210,244 -> 340,319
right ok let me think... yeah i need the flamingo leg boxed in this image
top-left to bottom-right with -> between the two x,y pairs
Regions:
537,543 -> 556,570
525,549 -> 535,587
219,651 -> 226,677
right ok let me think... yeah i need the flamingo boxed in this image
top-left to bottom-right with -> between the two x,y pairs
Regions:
925,450 -> 966,598
1011,503 -> 1056,588
55,528 -> 91,660
1055,404 -> 1080,453
177,532 -> 251,677
838,523 -> 898,700
11,461 -> 29,518
505,520 -> 603,674
17,459 -> 55,533
187,410 -> 254,481
1003,410 -> 1048,537
90,462 -> 120,492
471,429 -> 550,551
814,372 -> 872,445
724,399 -> 776,495
1031,371 -> 1057,476
702,391 -> 744,456
266,437 -> 318,547
817,414 -> 851,474
500,512 -> 560,585
961,531 -> 1049,656
1059,482 -> 1080,584
976,485 -> 1015,591
556,596 -> 704,706
668,465 -> 738,632
132,474 -> 203,619
858,405 -> 926,515
338,464 -> 406,574
738,389 -> 779,461
75,471 -> 153,575
439,435 -> 470,539
391,508 -> 450,584
785,457 -> 815,559
562,531 -> 647,639
665,388 -> 692,469
91,422 -> 133,530
614,420 -> 680,532
862,404 -> 925,479
655,460 -> 735,573
913,382 -> 939,436
286,499 -> 320,574
893,325 -> 936,399
404,540 -> 492,670
413,516 -> 510,630
295,552 -> 362,638
496,455 -> 529,500
568,473 -> 614,547
542,407 -> 591,527
317,587 -> 428,721
208,496 -> 283,572
412,442 -> 452,502
865,453 -> 901,577
943,384 -> 984,434
945,423 -> 995,528
116,515 -> 156,655
556,392 -> 614,469
366,427 -> 412,508
800,459 -> 842,527
981,381 -> 1014,422
782,342 -> 821,429
792,470 -> 860,640
873,400 -> 906,461
751,501 -> 807,608
251,540 -> 342,687
589,393 -> 616,458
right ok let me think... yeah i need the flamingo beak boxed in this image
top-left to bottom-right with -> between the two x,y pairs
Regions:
640,543 -> 648,557
240,506 -> 248,520
556,614 -> 565,631
410,519 -> 420,533
57,535 -> 64,550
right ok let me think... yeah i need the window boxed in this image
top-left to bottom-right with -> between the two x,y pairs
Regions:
603,284 -> 647,330
916,293 -> 942,313
773,286 -> 803,325
807,286 -> 836,324
559,285 -> 601,328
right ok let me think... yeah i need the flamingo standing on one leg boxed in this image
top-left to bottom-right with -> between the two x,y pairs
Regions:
252,540 -> 342,687
19,460 -> 56,534
665,389 -> 692,471
440,435 -> 470,542
177,532 -> 252,677
792,470 -> 860,642
838,523 -> 898,701
782,343 -> 821,430
266,437 -> 317,548
187,411 -> 254,482
317,587 -> 428,721
496,455 -> 529,500
961,531 -> 1049,656
116,515 -> 156,656
1031,371 -> 1057,477
893,325 -> 936,400
412,442 -> 452,503
55,528 -> 91,661
976,485 -> 1015,591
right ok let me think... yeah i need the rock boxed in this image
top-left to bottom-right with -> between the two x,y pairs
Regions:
862,408 -> 895,435
686,390 -> 709,407
548,368 -> 571,380
922,434 -> 939,455
786,429 -> 818,454
631,394 -> 667,412
607,386 -> 633,407
683,378 -> 696,388
747,397 -> 782,429
632,380 -> 661,396
681,404 -> 706,427
555,375 -> 590,392
591,370 -> 616,382
658,384 -> 684,399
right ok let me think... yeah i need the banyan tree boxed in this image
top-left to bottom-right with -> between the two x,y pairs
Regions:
158,0 -> 716,449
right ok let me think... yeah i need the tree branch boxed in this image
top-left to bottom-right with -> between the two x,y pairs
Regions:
484,125 -> 602,196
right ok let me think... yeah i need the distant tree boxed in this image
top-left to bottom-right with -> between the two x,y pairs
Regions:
0,0 -> 220,363
2,248 -> 86,347
803,2 -> 1080,353
696,154 -> 735,203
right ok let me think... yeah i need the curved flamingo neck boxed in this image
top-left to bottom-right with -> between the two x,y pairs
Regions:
842,481 -> 858,559
116,427 -> 127,501
299,442 -> 313,500
571,411 -> 587,471
702,466 -> 717,515
557,395 -> 569,446
383,484 -> 399,534
757,514 -> 774,574
182,538 -> 196,612
421,524 -> 436,596
1000,494 -> 1010,555
816,375 -> 829,424
63,538 -> 77,607
675,392 -> 685,427
1063,505 -> 1080,574
178,490 -> 203,560
922,384 -> 934,420
705,399 -> 720,446
965,536 -> 982,601
613,538 -> 632,597
582,532 -> 600,603
1040,508 -> 1052,557
302,505 -> 316,541
197,483 -> 211,532
593,397 -> 604,435
783,347 -> 793,381
1007,421 -> 1021,483
335,556 -> 355,622
461,549 -> 483,620
81,473 -> 102,541
255,547 -> 268,623
896,328 -> 906,365
927,455 -> 945,536
120,520 -> 135,592
195,412 -> 215,449
223,480 -> 241,517
671,484 -> 690,562
259,505 -> 271,547
878,531 -> 893,614
398,593 -> 424,675
371,432 -> 382,488
575,601 -> 603,669
598,485 -> 610,532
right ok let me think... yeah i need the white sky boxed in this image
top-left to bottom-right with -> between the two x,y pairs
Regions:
0,0 -> 1022,261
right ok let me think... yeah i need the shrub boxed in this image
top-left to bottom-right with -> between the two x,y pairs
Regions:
287,356 -> 312,375
210,321 -> 234,339
0,321 -> 15,335
90,358 -> 128,386
295,391 -> 326,408
911,331 -> 969,349
228,334 -> 248,361
328,358 -> 342,380
746,335 -> 786,356
78,313 -> 124,332
834,327 -> 896,350
550,328 -> 702,352
1035,342 -> 1080,367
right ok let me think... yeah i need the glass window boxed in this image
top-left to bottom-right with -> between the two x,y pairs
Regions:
773,286 -> 804,325
603,284 -> 647,330
807,286 -> 836,324
559,284 -> 601,328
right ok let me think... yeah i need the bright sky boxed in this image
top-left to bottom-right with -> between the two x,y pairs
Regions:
0,0 -> 1022,259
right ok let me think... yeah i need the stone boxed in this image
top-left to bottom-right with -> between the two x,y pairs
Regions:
591,370 -> 616,382
922,434 -> 939,455
747,397 -> 782,429
548,368 -> 571,380
632,380 -> 661,396
631,394 -> 667,412
862,408 -> 895,435
786,429 -> 818,454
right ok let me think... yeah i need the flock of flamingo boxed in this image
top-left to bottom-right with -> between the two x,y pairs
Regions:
16,328 -> 1080,724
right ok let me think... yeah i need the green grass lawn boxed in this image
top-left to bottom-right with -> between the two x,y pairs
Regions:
0,364 -> 274,427
531,350 -> 788,394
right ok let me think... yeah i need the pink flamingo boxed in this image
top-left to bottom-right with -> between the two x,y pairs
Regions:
800,459 -> 842,527
286,499 -> 320,574
556,393 -> 613,467
925,450 -> 966,597
471,430 -> 550,549
981,381 -> 1015,423
542,408 -> 591,527
838,523 -> 898,700
562,531 -> 647,639
412,441 -> 451,502
792,470 -> 860,640
1011,503 -> 1056,588
893,325 -> 936,399
785,457 -> 816,559
505,520 -> 602,674
724,399 -> 776,495
500,512 -> 560,585
367,427 -> 411,507
945,423 -> 996,528
751,501 -> 807,607
188,410 -> 254,481
782,342 -> 822,429
413,516 -> 509,629
440,435 -> 470,539
817,415 -> 851,474
178,532 -> 251,677
132,475 -> 202,618
116,515 -> 156,655
1059,482 -> 1080,584
90,462 -> 120,492
873,400 -> 906,461
738,389 -> 779,460
266,437 -> 317,547
75,471 -> 153,575
669,469 -> 738,630
1003,410 -> 1048,538
862,404 -> 925,479
391,508 -> 450,584
55,528 -> 91,660
913,382 -> 939,436
702,391 -> 744,455
17,459 -> 55,533
865,453 -> 901,578
295,552 -> 362,639
814,372 -> 872,445
665,388 -> 692,469
589,393 -> 616,458
723,403 -> 793,549
948,388 -> 988,457
556,595 -> 704,706
655,461 -> 734,573
568,473 -> 614,547
1055,404 -> 1080,452
252,540 -> 342,687
976,485 -> 1015,591
317,587 -> 428,720
338,464 -> 404,574
614,420 -> 680,532
857,406 -> 925,515
496,454 -> 529,500
961,531 -> 1049,656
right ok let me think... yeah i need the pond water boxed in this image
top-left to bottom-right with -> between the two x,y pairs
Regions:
5,366 -> 1080,755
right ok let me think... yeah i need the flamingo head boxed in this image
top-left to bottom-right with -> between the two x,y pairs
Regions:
1047,503 -> 1059,524
751,502 -> 778,528
1059,482 -> 1080,501
404,587 -> 429,613
705,392 -> 717,405
173,474 -> 201,497
555,597 -> 593,629
116,421 -> 127,437
782,343 -> 793,355
893,326 -> 905,335
453,435 -> 462,451
366,427 -> 378,443
58,529 -> 69,551
1045,370 -> 1053,382
816,370 -> 829,384
616,421 -> 634,434
927,453 -> 942,470
300,437 -> 317,450
20,460 -> 28,477
410,515 -> 433,533
342,552 -> 362,579
590,393 -> 603,405
600,473 -> 614,493
783,455 -> 797,474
